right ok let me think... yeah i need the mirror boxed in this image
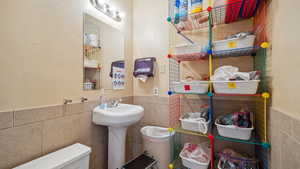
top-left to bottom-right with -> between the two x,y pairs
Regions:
83,14 -> 125,91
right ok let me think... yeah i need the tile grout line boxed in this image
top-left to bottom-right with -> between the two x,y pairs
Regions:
290,120 -> 300,145
13,106 -> 65,128
41,121 -> 44,155
13,109 -> 15,128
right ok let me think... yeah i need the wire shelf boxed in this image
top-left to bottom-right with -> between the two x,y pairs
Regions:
169,46 -> 259,61
169,91 -> 263,97
169,95 -> 181,128
169,91 -> 209,95
169,0 -> 261,32
175,125 -> 209,138
171,124 -> 269,148
213,127 -> 269,148
169,47 -> 259,62
212,46 -> 258,58
215,133 -> 267,147
169,59 -> 180,89
172,12 -> 210,32
170,52 -> 208,61
213,93 -> 262,97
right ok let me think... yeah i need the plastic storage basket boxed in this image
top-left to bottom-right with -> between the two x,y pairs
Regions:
172,81 -> 209,94
212,80 -> 260,94
180,113 -> 210,134
218,152 -> 259,169
215,122 -> 254,140
213,35 -> 255,52
180,143 -> 211,169
172,44 -> 207,61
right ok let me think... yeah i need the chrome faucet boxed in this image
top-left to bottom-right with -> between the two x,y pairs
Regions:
63,98 -> 73,105
99,95 -> 122,108
109,98 -> 122,107
81,97 -> 88,103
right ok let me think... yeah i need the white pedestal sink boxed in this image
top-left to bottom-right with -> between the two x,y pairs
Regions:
93,104 -> 144,169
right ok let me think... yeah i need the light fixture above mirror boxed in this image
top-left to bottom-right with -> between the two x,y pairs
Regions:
89,0 -> 122,22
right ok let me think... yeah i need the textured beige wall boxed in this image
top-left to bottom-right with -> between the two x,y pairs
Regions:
0,0 -> 133,111
270,0 -> 300,118
270,108 -> 300,169
133,0 -> 170,97
268,0 -> 300,167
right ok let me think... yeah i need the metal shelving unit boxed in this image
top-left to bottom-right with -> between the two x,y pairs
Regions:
167,0 -> 271,169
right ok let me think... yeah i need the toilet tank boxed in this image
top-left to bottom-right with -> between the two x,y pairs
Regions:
13,143 -> 91,169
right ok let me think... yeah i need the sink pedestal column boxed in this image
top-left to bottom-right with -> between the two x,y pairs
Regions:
108,126 -> 127,169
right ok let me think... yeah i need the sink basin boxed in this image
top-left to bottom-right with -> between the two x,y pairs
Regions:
92,103 -> 144,169
93,103 -> 144,127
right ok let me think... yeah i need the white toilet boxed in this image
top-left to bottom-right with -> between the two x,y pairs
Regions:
13,143 -> 91,169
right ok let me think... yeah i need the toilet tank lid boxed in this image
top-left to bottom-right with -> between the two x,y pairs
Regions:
13,143 -> 91,169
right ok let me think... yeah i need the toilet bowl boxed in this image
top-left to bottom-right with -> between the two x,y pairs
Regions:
13,143 -> 91,169
141,126 -> 175,169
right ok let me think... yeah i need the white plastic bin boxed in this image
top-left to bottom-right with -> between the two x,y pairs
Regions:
217,153 -> 258,169
173,44 -> 203,55
215,122 -> 254,140
212,80 -> 260,94
180,112 -> 210,134
172,44 -> 207,61
141,126 -> 175,169
179,142 -> 211,169
172,81 -> 209,94
213,35 -> 255,51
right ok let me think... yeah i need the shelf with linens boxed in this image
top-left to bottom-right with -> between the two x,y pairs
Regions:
167,0 -> 261,32
167,0 -> 270,169
168,30 -> 263,61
